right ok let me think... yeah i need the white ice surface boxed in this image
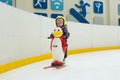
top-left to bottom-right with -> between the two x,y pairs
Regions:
1,50 -> 120,80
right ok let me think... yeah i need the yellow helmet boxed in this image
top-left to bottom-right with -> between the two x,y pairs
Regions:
56,16 -> 67,26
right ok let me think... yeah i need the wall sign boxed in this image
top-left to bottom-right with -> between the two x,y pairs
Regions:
93,17 -> 104,24
33,0 -> 47,9
70,0 -> 90,23
118,18 -> 120,26
34,12 -> 48,17
94,1 -> 103,14
118,4 -> 120,15
0,0 -> 12,6
51,0 -> 64,10
51,14 -> 63,18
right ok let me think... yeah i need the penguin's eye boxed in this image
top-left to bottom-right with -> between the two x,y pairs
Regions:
58,29 -> 60,31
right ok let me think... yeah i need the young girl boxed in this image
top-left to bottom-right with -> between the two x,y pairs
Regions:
50,16 -> 70,63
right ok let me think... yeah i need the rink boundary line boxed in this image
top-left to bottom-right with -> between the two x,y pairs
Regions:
68,46 -> 120,55
0,46 -> 120,74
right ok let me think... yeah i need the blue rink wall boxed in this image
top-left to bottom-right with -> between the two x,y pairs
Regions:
0,2 -> 120,74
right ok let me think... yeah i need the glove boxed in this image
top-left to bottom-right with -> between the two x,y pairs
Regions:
48,36 -> 54,39
62,36 -> 66,39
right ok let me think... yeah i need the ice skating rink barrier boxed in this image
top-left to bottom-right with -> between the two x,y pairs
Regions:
0,2 -> 120,74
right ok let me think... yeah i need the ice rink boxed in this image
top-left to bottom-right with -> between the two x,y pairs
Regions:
1,50 -> 120,80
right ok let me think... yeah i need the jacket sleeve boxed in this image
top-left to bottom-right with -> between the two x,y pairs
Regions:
62,27 -> 70,39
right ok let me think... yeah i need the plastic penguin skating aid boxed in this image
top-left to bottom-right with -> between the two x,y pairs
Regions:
50,27 -> 66,66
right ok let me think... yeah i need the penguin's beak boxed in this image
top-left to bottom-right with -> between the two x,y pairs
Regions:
52,31 -> 62,37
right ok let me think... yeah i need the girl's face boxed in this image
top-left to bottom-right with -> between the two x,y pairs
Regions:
56,18 -> 64,27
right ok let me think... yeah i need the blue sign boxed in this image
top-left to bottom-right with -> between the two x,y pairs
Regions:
51,0 -> 64,10
118,18 -> 120,26
75,0 -> 90,18
94,1 -> 103,14
51,14 -> 63,18
69,0 -> 90,23
118,4 -> 120,15
34,12 -> 48,17
70,8 -> 89,24
0,0 -> 12,6
33,0 -> 47,9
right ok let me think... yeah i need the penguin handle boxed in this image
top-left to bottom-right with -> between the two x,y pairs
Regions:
47,37 -> 50,39
48,36 -> 54,39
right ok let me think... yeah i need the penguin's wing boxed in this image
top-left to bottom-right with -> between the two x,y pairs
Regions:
50,39 -> 54,51
60,37 -> 66,54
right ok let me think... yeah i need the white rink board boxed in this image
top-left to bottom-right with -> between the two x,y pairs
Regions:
0,2 -> 120,65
